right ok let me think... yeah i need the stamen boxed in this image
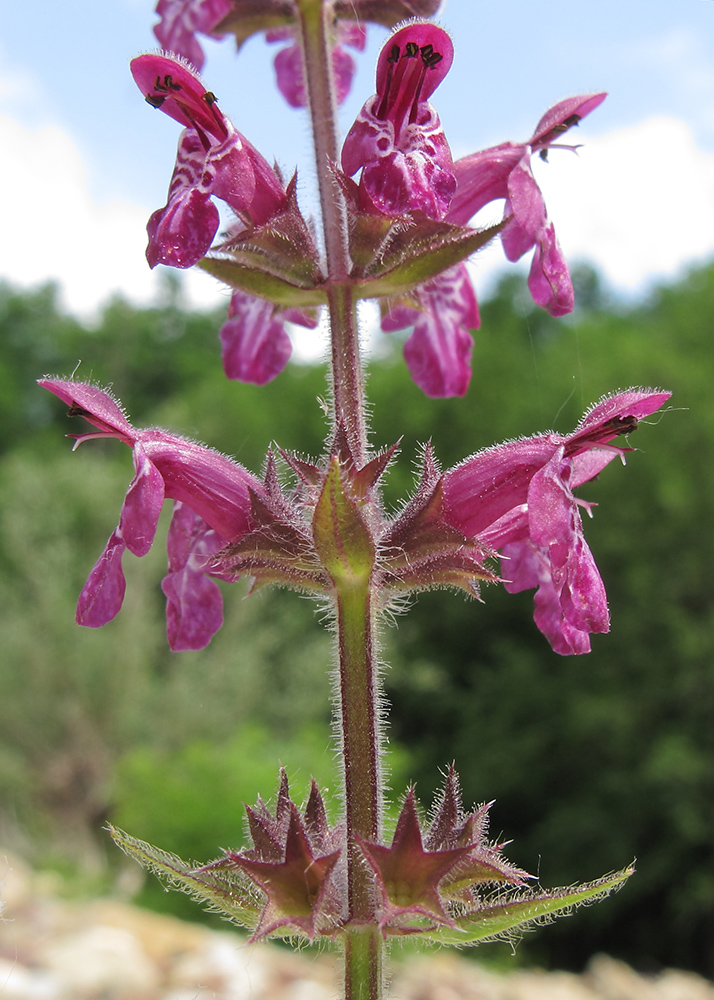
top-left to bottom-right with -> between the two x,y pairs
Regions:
67,403 -> 91,418
419,44 -> 443,69
377,44 -> 400,118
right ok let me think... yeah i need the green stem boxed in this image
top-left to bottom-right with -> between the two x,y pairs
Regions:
336,581 -> 384,1000
294,0 -> 367,462
295,4 -> 383,996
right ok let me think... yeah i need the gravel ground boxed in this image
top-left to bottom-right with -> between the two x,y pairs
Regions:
2,850 -> 713,1000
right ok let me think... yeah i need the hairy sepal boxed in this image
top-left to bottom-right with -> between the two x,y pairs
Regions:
109,825 -> 262,928
422,865 -> 635,946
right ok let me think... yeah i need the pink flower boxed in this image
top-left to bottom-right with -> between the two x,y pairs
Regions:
131,53 -> 286,268
267,22 -> 367,109
441,389 -> 670,654
382,263 -> 479,398
447,94 -> 607,316
219,289 -> 319,386
39,378 -> 264,650
341,22 -> 455,220
152,0 -> 231,72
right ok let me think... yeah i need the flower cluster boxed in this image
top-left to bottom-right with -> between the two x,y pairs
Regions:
40,379 -> 669,656
134,21 -> 605,398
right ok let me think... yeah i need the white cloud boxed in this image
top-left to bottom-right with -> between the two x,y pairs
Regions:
533,116 -> 714,293
1,110 -> 712,323
0,113 -> 226,321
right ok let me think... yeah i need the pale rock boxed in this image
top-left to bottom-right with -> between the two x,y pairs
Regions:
284,977 -> 335,1000
656,968 -> 714,1000
88,899 -> 212,966
0,852 -> 33,915
169,933 -> 268,998
0,956 -> 61,1000
505,968 -> 600,1000
391,952 -> 506,999
587,954 -> 659,1000
39,924 -> 160,997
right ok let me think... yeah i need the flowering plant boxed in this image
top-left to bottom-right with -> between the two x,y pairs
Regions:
41,2 -> 670,996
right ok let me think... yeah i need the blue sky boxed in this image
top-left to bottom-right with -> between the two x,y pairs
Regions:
1,0 -> 714,317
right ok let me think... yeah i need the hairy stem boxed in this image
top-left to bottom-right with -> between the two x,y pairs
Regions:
336,580 -> 383,1000
295,0 -> 367,462
296,4 -> 384,996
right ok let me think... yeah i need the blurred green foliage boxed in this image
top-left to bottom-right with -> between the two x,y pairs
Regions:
0,263 -> 712,973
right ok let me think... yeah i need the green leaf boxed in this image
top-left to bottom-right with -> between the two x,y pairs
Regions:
421,865 -> 635,946
198,255 -> 327,306
109,825 -> 262,928
354,221 -> 505,298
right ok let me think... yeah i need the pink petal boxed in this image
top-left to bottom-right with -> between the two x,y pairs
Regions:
131,53 -> 229,140
530,93 -> 607,148
220,291 -> 292,385
375,23 -> 453,109
76,530 -> 127,628
162,503 -> 224,651
447,144 -> 524,225
147,186 -> 220,269
38,379 -> 134,440
332,44 -> 357,106
442,436 -> 563,537
153,0 -> 231,71
504,154 -> 546,252
401,265 -> 479,398
273,42 -> 307,108
121,443 -> 166,556
527,223 -> 574,316
575,389 -> 672,434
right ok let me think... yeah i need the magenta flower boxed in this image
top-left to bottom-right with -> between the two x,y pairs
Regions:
341,22 -> 455,220
441,389 -> 670,654
153,0 -> 231,71
267,22 -> 367,109
131,53 -> 286,268
39,378 -> 264,651
382,263 -> 479,398
447,93 -> 607,316
219,289 -> 319,385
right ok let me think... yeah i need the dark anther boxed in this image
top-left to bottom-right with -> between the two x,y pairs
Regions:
153,73 -> 182,94
420,44 -> 443,69
145,93 -> 165,109
404,41 -> 419,58
552,114 -> 582,136
602,415 -> 640,437
539,149 -> 549,161
202,91 -> 218,106
67,404 -> 91,418
387,44 -> 400,65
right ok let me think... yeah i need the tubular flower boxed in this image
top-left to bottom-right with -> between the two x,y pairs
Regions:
341,22 -> 455,220
131,53 -> 287,268
39,378 -> 265,651
446,93 -> 607,316
266,22 -> 367,109
381,262 -> 479,398
219,289 -> 319,386
441,389 -> 670,655
152,0 -> 231,71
